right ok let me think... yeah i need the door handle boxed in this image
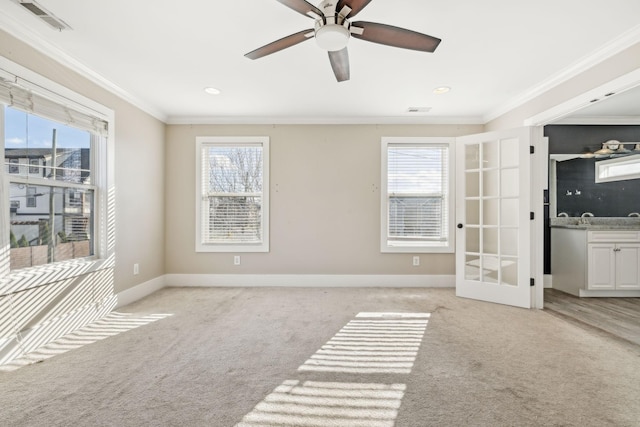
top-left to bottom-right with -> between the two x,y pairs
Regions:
457,223 -> 464,229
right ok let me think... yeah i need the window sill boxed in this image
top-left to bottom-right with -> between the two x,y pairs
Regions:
195,243 -> 269,253
381,243 -> 454,254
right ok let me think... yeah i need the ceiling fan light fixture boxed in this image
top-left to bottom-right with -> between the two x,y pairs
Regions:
245,0 -> 441,82
315,24 -> 350,51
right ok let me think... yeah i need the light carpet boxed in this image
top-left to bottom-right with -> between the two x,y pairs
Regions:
1,287 -> 639,426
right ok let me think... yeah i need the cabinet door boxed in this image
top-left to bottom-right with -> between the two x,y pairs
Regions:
615,244 -> 640,290
587,243 -> 616,290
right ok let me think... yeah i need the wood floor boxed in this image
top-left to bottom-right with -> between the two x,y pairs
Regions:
544,288 -> 640,347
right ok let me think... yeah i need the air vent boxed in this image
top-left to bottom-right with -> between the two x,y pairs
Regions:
407,107 -> 432,113
14,0 -> 71,31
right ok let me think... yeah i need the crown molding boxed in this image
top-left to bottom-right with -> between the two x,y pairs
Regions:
552,116 -> 640,125
484,23 -> 640,124
0,12 -> 167,123
524,68 -> 640,126
166,115 -> 485,126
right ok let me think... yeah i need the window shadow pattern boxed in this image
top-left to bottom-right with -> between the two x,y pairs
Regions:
298,313 -> 430,374
236,380 -> 406,427
236,312 -> 430,426
0,311 -> 171,371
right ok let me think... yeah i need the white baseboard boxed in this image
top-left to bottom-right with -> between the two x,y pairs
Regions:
579,289 -> 640,297
114,274 -> 455,307
164,274 -> 455,288
115,276 -> 166,308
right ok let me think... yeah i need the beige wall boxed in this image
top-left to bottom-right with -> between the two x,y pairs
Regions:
0,29 -> 166,293
166,124 -> 483,275
486,42 -> 640,130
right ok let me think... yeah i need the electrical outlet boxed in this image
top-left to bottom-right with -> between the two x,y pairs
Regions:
234,256 -> 241,266
133,263 -> 139,275
412,256 -> 420,266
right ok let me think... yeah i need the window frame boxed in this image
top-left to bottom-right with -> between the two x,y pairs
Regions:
195,136 -> 270,253
595,153 -> 640,183
380,137 -> 455,253
4,109 -> 98,266
0,56 -> 114,283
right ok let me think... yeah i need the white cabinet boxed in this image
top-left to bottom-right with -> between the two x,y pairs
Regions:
587,243 -> 616,289
616,245 -> 640,289
587,231 -> 640,291
551,228 -> 640,296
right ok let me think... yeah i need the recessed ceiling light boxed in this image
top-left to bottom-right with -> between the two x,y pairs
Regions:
204,87 -> 221,95
433,86 -> 451,94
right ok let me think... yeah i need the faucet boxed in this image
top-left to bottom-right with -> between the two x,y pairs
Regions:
580,212 -> 594,225
557,212 -> 569,217
629,212 -> 640,217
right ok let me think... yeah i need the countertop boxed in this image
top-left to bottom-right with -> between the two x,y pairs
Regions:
550,217 -> 640,230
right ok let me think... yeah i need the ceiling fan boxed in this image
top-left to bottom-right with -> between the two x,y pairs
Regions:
245,0 -> 441,82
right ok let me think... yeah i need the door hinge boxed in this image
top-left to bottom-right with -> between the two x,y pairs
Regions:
530,278 -> 535,287
530,145 -> 535,154
530,211 -> 535,220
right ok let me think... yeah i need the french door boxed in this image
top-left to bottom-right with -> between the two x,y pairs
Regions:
455,128 -> 532,308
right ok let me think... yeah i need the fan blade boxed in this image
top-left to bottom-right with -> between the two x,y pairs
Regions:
328,48 -> 350,82
336,0 -> 373,18
276,0 -> 323,19
245,29 -> 314,60
351,21 -> 441,52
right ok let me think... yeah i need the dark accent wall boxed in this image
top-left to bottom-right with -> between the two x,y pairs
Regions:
545,125 -> 640,217
545,125 -> 640,154
555,157 -> 640,217
544,125 -> 640,274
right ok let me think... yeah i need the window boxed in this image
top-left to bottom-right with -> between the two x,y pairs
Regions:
68,190 -> 82,206
2,69 -> 109,270
381,137 -> 455,253
196,137 -> 269,252
29,158 -> 39,174
8,158 -> 18,173
26,186 -> 37,208
595,154 -> 640,183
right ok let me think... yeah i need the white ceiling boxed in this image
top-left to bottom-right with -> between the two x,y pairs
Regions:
560,84 -> 640,123
2,0 -> 640,124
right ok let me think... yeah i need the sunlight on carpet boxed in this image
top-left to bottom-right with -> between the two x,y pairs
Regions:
235,380 -> 406,427
236,312 -> 430,426
299,312 -> 429,374
0,312 -> 172,372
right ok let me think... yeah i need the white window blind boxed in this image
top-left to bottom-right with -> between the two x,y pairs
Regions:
196,137 -> 269,252
381,138 -> 454,253
0,77 -> 108,136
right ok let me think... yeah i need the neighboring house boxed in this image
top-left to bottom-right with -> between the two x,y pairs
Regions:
5,148 -> 91,246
